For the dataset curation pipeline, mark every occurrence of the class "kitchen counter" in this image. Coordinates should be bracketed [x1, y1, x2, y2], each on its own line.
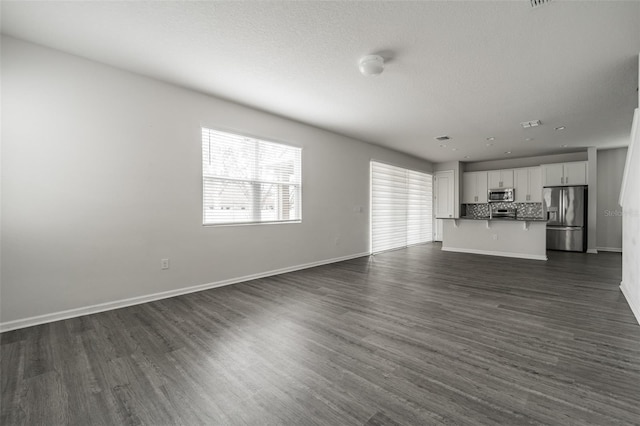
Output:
[456, 216, 547, 222]
[438, 216, 547, 261]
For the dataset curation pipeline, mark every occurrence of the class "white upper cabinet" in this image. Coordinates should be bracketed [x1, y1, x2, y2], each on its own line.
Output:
[462, 172, 475, 204]
[528, 167, 543, 202]
[563, 162, 588, 185]
[514, 168, 528, 202]
[514, 167, 542, 203]
[462, 171, 488, 204]
[542, 163, 564, 186]
[487, 169, 514, 189]
[541, 161, 587, 186]
[477, 171, 488, 203]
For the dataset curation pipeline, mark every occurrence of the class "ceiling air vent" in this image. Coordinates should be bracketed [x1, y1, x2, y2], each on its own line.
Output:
[435, 135, 450, 141]
[530, 0, 552, 8]
[521, 120, 541, 129]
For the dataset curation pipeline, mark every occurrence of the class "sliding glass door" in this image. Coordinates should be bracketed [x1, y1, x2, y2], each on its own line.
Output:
[371, 161, 433, 253]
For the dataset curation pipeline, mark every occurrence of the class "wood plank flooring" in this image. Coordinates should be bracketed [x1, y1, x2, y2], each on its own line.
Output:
[2, 244, 639, 425]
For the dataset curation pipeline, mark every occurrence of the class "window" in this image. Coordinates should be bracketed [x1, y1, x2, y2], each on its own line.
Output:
[202, 128, 302, 225]
[371, 161, 432, 253]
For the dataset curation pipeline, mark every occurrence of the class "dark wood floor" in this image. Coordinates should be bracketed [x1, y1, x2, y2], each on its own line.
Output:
[2, 244, 639, 425]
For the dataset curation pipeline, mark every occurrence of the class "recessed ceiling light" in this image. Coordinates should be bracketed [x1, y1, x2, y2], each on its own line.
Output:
[486, 137, 495, 141]
[561, 144, 569, 147]
[439, 144, 447, 148]
[525, 138, 534, 141]
[555, 126, 566, 131]
[504, 151, 512, 154]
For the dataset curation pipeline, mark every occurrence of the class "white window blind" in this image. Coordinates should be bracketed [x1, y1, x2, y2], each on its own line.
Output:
[371, 161, 433, 253]
[202, 128, 301, 225]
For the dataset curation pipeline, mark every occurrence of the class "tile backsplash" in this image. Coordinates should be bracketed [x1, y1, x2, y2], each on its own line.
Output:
[463, 202, 543, 219]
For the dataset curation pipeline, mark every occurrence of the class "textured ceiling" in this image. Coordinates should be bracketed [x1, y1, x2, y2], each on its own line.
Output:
[2, 1, 639, 162]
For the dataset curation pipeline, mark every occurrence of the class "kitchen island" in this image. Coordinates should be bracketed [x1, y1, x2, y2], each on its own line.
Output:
[439, 217, 548, 260]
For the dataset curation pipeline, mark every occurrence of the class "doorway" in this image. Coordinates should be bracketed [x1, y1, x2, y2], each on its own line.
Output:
[434, 170, 455, 241]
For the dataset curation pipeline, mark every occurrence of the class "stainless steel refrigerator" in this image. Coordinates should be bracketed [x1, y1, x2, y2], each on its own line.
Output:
[543, 186, 587, 252]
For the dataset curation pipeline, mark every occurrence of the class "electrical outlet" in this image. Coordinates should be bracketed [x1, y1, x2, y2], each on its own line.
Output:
[161, 259, 170, 270]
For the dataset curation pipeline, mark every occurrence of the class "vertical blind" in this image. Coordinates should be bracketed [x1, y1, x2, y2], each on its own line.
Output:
[371, 161, 433, 253]
[202, 128, 302, 225]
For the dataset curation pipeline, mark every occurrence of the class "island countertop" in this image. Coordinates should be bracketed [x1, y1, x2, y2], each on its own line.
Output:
[436, 216, 547, 222]
[439, 217, 547, 261]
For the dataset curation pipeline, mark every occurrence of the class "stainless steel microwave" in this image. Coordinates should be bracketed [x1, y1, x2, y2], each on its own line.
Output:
[488, 188, 514, 203]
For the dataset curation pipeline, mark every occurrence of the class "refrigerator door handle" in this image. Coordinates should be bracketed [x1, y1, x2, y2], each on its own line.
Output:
[561, 188, 568, 225]
[547, 226, 583, 231]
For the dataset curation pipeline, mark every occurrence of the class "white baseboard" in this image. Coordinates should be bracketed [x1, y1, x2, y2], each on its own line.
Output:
[441, 246, 547, 261]
[0, 252, 370, 333]
[587, 248, 599, 254]
[596, 247, 622, 253]
[620, 281, 640, 326]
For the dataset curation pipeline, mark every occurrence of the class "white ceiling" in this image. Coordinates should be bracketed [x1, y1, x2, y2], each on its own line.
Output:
[2, 1, 639, 163]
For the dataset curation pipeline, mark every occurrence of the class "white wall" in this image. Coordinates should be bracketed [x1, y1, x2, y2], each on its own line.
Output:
[0, 37, 433, 328]
[597, 147, 627, 251]
[587, 147, 598, 253]
[463, 152, 588, 172]
[620, 108, 640, 325]
[618, 54, 639, 325]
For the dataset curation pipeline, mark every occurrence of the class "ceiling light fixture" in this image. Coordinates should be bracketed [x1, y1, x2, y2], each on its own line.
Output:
[504, 151, 512, 154]
[561, 144, 569, 147]
[486, 137, 495, 141]
[555, 126, 566, 131]
[525, 138, 534, 141]
[359, 55, 385, 76]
